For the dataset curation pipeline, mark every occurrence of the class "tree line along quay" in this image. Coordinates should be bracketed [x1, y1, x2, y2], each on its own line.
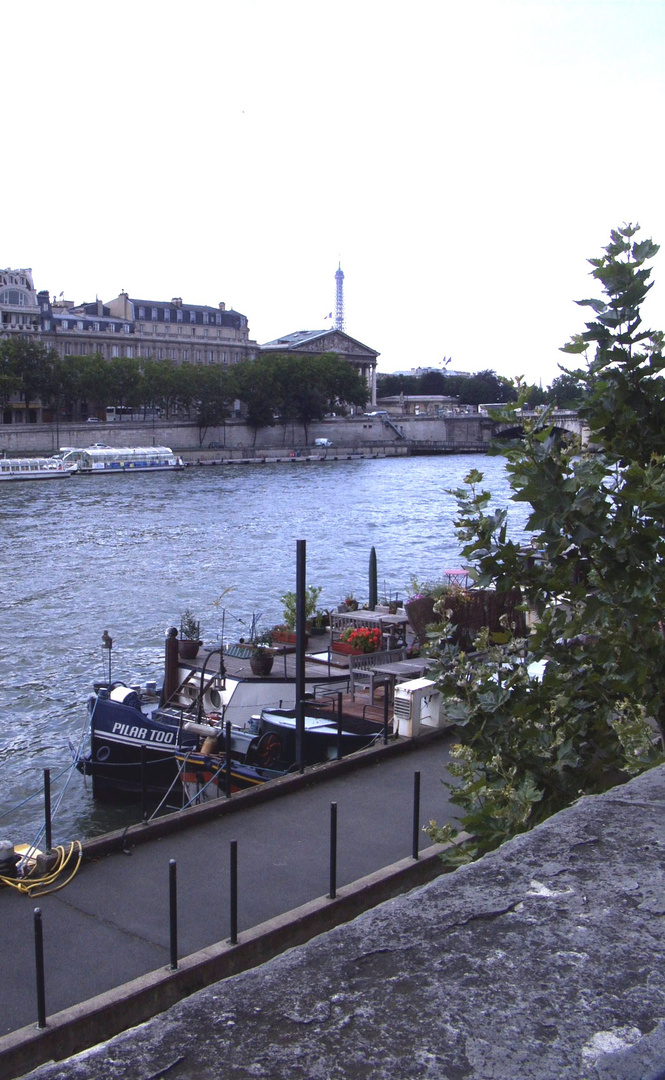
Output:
[0, 337, 588, 436]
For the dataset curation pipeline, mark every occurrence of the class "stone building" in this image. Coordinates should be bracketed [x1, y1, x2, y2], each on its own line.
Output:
[260, 328, 380, 406]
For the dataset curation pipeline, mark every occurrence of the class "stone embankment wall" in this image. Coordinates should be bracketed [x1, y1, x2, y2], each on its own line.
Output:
[0, 414, 493, 458]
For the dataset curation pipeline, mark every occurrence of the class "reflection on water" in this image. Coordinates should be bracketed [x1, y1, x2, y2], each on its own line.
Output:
[0, 454, 529, 843]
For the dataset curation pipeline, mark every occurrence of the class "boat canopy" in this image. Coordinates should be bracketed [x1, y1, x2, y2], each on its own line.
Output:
[0, 457, 66, 472]
[61, 446, 182, 470]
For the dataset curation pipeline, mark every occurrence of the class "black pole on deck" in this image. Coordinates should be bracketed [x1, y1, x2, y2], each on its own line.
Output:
[225, 720, 232, 798]
[295, 539, 307, 774]
[43, 769, 52, 852]
[141, 745, 148, 823]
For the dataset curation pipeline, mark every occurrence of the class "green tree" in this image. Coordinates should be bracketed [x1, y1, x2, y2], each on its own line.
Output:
[426, 224, 665, 862]
[0, 338, 59, 416]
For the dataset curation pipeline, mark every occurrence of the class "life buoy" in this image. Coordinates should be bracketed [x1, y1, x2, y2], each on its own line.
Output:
[254, 732, 282, 767]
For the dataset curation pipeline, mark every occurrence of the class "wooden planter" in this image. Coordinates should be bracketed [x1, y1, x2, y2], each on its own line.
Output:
[332, 641, 367, 656]
[272, 630, 309, 647]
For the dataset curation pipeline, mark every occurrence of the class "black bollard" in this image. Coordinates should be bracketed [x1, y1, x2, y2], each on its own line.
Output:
[412, 771, 421, 860]
[229, 840, 238, 945]
[329, 802, 338, 899]
[169, 859, 178, 969]
[34, 908, 46, 1029]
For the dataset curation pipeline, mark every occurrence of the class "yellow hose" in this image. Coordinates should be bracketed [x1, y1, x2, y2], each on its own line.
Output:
[0, 842, 83, 897]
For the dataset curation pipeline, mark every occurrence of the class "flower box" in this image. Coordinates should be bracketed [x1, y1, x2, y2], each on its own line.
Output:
[272, 630, 309, 647]
[332, 641, 365, 656]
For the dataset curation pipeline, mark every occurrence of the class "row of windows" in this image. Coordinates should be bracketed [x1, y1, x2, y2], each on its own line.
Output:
[43, 320, 237, 337]
[137, 306, 224, 326]
[55, 341, 242, 363]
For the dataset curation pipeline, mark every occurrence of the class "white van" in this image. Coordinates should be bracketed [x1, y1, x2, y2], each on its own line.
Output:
[314, 438, 333, 447]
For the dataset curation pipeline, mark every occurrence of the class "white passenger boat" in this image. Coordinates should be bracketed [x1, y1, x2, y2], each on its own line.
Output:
[61, 445, 184, 474]
[0, 456, 75, 482]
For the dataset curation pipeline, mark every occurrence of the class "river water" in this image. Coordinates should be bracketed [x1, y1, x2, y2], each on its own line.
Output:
[0, 454, 530, 846]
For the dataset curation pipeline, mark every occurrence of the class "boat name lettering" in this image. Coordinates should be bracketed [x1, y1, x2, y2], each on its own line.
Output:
[111, 722, 175, 744]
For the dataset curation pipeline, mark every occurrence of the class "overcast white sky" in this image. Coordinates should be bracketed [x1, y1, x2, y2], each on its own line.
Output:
[4, 0, 665, 386]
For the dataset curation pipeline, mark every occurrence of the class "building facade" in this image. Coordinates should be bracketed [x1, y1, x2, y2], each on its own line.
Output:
[1, 268, 380, 420]
[260, 328, 379, 405]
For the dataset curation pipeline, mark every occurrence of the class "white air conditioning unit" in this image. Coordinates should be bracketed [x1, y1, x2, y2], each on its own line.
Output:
[393, 678, 442, 737]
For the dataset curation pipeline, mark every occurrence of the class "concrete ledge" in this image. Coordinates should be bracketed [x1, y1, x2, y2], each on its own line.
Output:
[0, 841, 455, 1079]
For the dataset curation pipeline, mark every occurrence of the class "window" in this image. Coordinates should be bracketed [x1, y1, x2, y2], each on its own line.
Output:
[189, 311, 196, 322]
[151, 308, 157, 320]
[108, 323, 115, 332]
[111, 345, 119, 358]
[176, 309, 182, 322]
[221, 351, 227, 364]
[43, 319, 51, 330]
[77, 321, 84, 331]
[157, 348, 163, 360]
[138, 306, 145, 319]
[182, 349, 188, 361]
[93, 321, 100, 331]
[196, 350, 202, 362]
[234, 352, 239, 362]
[126, 345, 134, 358]
[203, 329, 208, 338]
[123, 324, 130, 333]
[203, 312, 209, 324]
[61, 320, 68, 329]
[164, 309, 170, 321]
[216, 314, 221, 325]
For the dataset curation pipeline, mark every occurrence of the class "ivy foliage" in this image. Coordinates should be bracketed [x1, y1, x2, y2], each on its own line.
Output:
[426, 224, 665, 863]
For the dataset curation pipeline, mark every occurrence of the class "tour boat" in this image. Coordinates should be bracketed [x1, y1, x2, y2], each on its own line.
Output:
[0, 456, 76, 482]
[61, 445, 184, 474]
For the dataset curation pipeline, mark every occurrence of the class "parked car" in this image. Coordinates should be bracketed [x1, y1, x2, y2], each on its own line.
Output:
[208, 441, 224, 449]
[314, 438, 333, 447]
[86, 416, 101, 423]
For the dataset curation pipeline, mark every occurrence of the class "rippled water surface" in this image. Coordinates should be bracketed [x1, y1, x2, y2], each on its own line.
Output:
[0, 455, 529, 844]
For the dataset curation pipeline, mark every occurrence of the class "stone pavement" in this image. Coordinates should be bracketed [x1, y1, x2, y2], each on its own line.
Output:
[16, 764, 665, 1080]
[0, 733, 455, 1043]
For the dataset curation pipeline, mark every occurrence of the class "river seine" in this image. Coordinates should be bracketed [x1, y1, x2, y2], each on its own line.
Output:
[1, 453, 530, 846]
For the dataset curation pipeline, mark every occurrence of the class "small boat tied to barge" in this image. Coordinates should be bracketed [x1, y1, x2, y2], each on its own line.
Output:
[73, 628, 389, 807]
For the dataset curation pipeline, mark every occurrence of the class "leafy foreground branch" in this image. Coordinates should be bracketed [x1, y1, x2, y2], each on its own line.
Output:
[426, 224, 665, 864]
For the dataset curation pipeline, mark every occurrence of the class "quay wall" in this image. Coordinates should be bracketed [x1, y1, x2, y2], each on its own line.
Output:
[0, 414, 494, 458]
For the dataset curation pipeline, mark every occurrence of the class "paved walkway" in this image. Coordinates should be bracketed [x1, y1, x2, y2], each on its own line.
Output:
[0, 734, 454, 1037]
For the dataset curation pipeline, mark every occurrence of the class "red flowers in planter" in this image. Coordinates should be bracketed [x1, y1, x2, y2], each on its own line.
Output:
[341, 626, 383, 653]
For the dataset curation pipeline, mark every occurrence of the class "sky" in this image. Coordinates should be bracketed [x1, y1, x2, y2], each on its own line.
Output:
[4, 0, 665, 387]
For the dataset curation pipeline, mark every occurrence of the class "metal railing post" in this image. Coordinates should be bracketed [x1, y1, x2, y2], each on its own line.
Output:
[329, 802, 338, 899]
[412, 770, 421, 860]
[225, 721, 232, 798]
[169, 859, 178, 969]
[230, 840, 238, 944]
[34, 908, 46, 1028]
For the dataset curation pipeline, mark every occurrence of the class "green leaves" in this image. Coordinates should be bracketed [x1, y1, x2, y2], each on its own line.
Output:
[426, 224, 665, 861]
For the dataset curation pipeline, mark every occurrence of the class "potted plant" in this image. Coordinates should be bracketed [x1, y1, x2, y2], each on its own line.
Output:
[274, 585, 321, 644]
[179, 609, 201, 660]
[249, 625, 274, 676]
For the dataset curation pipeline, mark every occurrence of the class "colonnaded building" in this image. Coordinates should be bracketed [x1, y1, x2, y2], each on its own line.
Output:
[0, 267, 379, 423]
